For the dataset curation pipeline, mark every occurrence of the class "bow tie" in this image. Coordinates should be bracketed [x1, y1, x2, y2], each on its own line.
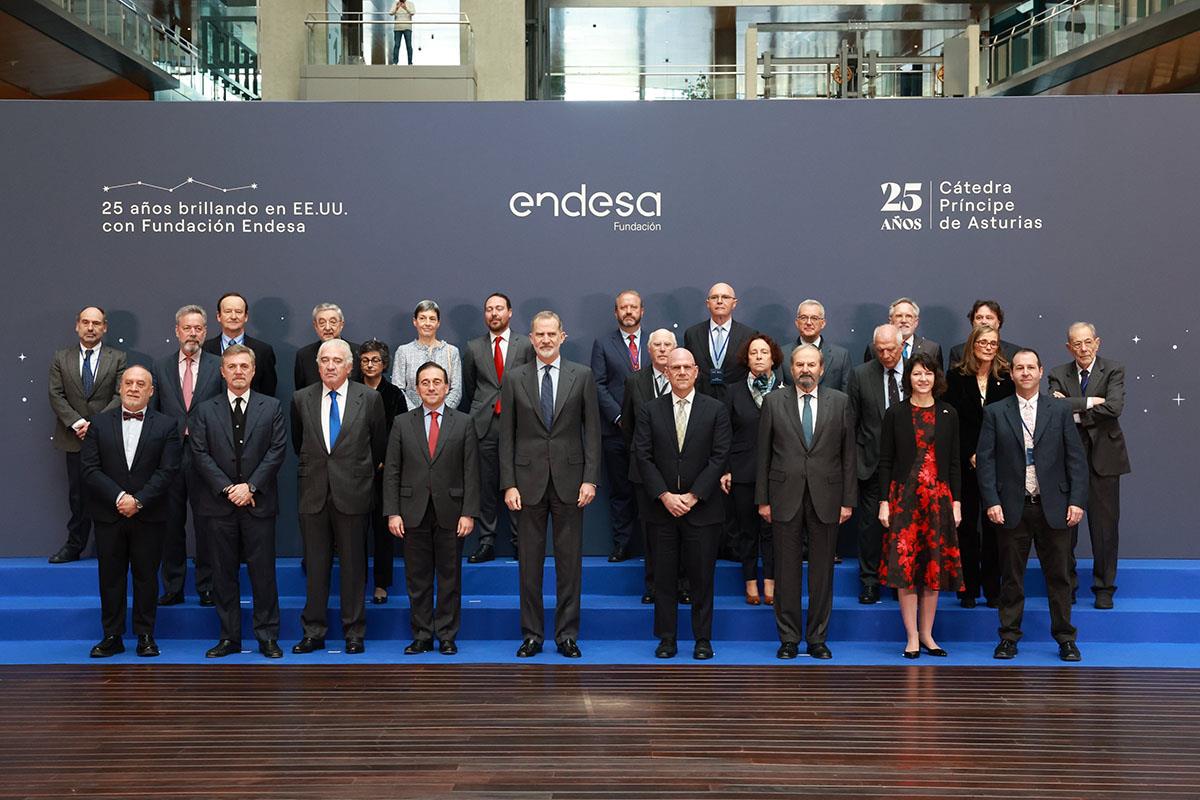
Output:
[122, 411, 144, 421]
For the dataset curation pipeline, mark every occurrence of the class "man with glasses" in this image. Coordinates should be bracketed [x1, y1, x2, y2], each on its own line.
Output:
[862, 297, 943, 370]
[684, 283, 754, 402]
[794, 299, 852, 392]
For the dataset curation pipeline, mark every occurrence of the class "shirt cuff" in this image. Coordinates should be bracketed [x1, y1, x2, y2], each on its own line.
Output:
[71, 419, 87, 431]
[116, 491, 127, 505]
[1085, 397, 1101, 409]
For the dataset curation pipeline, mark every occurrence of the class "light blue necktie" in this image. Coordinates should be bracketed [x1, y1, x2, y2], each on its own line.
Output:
[801, 394, 814, 447]
[540, 365, 554, 428]
[82, 349, 95, 396]
[328, 390, 341, 449]
[903, 341, 911, 360]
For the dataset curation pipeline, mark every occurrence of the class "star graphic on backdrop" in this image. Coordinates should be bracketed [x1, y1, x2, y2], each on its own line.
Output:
[17, 353, 26, 361]
[1173, 394, 1186, 406]
[1132, 336, 1141, 344]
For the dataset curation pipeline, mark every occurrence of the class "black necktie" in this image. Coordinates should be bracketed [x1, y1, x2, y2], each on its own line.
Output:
[887, 368, 901, 409]
[232, 397, 246, 479]
[655, 375, 667, 396]
[1079, 368, 1090, 395]
[540, 365, 555, 428]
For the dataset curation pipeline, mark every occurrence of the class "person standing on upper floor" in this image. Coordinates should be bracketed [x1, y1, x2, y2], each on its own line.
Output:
[863, 297, 942, 370]
[202, 292, 278, 397]
[794, 299, 851, 392]
[390, 0, 416, 65]
[947, 300, 1021, 369]
[294, 302, 361, 391]
[684, 282, 754, 402]
[391, 300, 463, 418]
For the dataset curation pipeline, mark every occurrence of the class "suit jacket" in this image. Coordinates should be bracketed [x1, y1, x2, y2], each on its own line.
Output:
[948, 339, 1021, 370]
[460, 331, 535, 438]
[1047, 356, 1131, 476]
[633, 392, 731, 526]
[943, 368, 1015, 465]
[290, 381, 387, 515]
[619, 367, 670, 484]
[150, 350, 224, 437]
[202, 334, 278, 397]
[724, 373, 788, 484]
[755, 387, 857, 525]
[498, 359, 602, 505]
[845, 359, 893, 481]
[80, 407, 181, 524]
[48, 344, 126, 452]
[877, 400, 961, 500]
[381, 406, 481, 528]
[683, 318, 754, 399]
[294, 339, 361, 391]
[796, 336, 851, 392]
[863, 334, 943, 370]
[188, 392, 288, 518]
[975, 393, 1088, 529]
[591, 328, 645, 436]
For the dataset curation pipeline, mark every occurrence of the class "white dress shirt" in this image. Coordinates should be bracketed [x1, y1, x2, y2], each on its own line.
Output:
[536, 356, 562, 401]
[708, 319, 731, 368]
[796, 388, 819, 435]
[79, 342, 102, 378]
[221, 333, 245, 351]
[652, 368, 669, 397]
[491, 330, 510, 364]
[882, 364, 905, 410]
[672, 388, 696, 445]
[321, 380, 349, 453]
[621, 328, 642, 368]
[120, 406, 144, 470]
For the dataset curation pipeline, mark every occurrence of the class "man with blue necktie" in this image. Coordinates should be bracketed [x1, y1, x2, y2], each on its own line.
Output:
[862, 297, 943, 370]
[201, 292, 278, 397]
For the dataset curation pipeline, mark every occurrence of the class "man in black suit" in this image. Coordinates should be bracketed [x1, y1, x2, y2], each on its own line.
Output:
[683, 282, 754, 401]
[460, 292, 535, 563]
[947, 300, 1021, 368]
[293, 302, 361, 391]
[977, 349, 1088, 662]
[80, 366, 181, 658]
[845, 324, 904, 605]
[1048, 323, 1131, 609]
[201, 292, 278, 397]
[794, 299, 852, 392]
[634, 348, 731, 660]
[383, 361, 481, 656]
[862, 297, 942, 369]
[291, 339, 387, 655]
[152, 305, 224, 607]
[189, 345, 288, 659]
[47, 306, 126, 563]
[591, 289, 646, 563]
[757, 344, 856, 660]
[500, 311, 601, 659]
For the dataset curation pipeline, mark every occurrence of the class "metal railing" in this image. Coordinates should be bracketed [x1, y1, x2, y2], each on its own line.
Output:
[303, 12, 474, 68]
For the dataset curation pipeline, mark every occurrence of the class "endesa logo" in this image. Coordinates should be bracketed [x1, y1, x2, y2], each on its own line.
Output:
[509, 184, 662, 219]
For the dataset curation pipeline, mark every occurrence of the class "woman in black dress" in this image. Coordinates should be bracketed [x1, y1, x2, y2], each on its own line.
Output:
[360, 339, 408, 604]
[878, 352, 962, 658]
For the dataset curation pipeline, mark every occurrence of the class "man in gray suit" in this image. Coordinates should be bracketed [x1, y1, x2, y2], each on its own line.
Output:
[384, 361, 481, 656]
[460, 292, 535, 563]
[47, 306, 126, 563]
[500, 311, 601, 659]
[794, 299, 851, 392]
[290, 339, 387, 655]
[757, 344, 856, 660]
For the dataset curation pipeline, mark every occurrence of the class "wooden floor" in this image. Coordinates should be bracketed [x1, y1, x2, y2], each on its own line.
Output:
[2, 664, 1198, 799]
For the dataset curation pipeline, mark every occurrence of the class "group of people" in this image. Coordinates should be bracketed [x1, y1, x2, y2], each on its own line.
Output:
[46, 286, 1130, 663]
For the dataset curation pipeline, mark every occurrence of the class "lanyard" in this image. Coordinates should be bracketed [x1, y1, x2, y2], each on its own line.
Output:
[710, 326, 728, 366]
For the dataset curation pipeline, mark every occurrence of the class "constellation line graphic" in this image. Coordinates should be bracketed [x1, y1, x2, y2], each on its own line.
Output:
[102, 177, 258, 193]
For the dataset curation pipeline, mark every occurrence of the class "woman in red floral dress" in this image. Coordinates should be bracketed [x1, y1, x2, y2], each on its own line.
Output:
[878, 352, 963, 658]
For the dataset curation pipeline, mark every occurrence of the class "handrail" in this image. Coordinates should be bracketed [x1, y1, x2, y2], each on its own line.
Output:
[990, 0, 1094, 48]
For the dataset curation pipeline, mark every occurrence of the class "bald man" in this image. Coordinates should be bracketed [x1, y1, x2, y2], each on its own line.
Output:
[683, 283, 755, 402]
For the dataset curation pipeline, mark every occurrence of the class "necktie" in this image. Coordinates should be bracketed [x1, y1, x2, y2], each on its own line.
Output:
[232, 397, 245, 478]
[182, 356, 195, 410]
[1079, 368, 1090, 395]
[675, 397, 688, 449]
[801, 394, 814, 447]
[428, 410, 440, 458]
[540, 365, 554, 428]
[712, 326, 727, 368]
[493, 337, 505, 415]
[903, 341, 911, 360]
[887, 368, 901, 409]
[328, 390, 341, 450]
[1021, 400, 1038, 496]
[122, 410, 144, 421]
[628, 335, 640, 371]
[655, 375, 666, 397]
[82, 349, 95, 396]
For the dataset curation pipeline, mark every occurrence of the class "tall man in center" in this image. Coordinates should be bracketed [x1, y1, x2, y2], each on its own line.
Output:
[500, 311, 601, 658]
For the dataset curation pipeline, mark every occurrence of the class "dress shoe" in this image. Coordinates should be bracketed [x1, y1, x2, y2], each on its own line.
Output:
[763, 593, 774, 606]
[902, 649, 920, 659]
[993, 640, 1018, 659]
[157, 591, 183, 606]
[198, 590, 215, 607]
[439, 640, 458, 655]
[516, 639, 542, 658]
[858, 585, 880, 605]
[776, 642, 798, 660]
[206, 639, 241, 658]
[608, 545, 630, 563]
[655, 638, 677, 658]
[292, 637, 326, 654]
[404, 639, 434, 655]
[468, 543, 495, 563]
[920, 644, 948, 657]
[677, 590, 692, 605]
[48, 546, 81, 564]
[258, 640, 283, 659]
[641, 591, 654, 605]
[1058, 641, 1082, 662]
[806, 643, 832, 660]
[345, 638, 365, 654]
[959, 595, 977, 608]
[89, 635, 124, 658]
[556, 639, 582, 658]
[372, 589, 388, 605]
[745, 593, 761, 606]
[693, 639, 714, 660]
[1094, 594, 1114, 610]
[136, 634, 160, 657]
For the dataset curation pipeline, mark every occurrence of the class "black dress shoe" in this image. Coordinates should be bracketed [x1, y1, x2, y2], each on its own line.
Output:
[920, 644, 948, 657]
[89, 635, 124, 658]
[292, 637, 326, 654]
[404, 639, 434, 655]
[49, 546, 81, 564]
[806, 643, 832, 660]
[206, 639, 241, 658]
[468, 543, 495, 563]
[157, 591, 183, 606]
[677, 590, 692, 605]
[1094, 594, 1114, 610]
[902, 649, 920, 659]
[641, 591, 654, 605]
[1058, 641, 1082, 662]
[858, 585, 880, 605]
[556, 639, 582, 658]
[136, 634, 160, 657]
[439, 640, 458, 655]
[259, 640, 283, 659]
[993, 640, 1018, 659]
[198, 590, 215, 607]
[693, 639, 714, 660]
[345, 638, 365, 654]
[655, 639, 677, 658]
[608, 546, 630, 563]
[959, 595, 977, 608]
[776, 642, 798, 660]
[516, 639, 542, 658]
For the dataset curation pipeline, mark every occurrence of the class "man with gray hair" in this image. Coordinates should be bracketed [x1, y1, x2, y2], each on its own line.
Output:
[294, 302, 361, 390]
[794, 299, 852, 392]
[862, 297, 943, 369]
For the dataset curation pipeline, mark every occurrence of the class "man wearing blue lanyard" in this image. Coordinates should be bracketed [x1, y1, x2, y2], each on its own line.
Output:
[683, 283, 754, 403]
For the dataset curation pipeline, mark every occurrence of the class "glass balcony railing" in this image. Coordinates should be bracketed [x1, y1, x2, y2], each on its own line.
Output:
[303, 12, 474, 69]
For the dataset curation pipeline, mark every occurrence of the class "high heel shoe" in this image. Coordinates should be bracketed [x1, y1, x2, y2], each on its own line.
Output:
[902, 649, 920, 659]
[920, 643, 948, 657]
[371, 589, 388, 605]
[745, 593, 761, 606]
[763, 581, 775, 606]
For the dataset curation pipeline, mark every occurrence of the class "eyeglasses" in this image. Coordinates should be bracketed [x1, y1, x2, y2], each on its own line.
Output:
[361, 357, 384, 365]
[707, 294, 735, 302]
[796, 315, 824, 323]
[975, 341, 1000, 350]
[1068, 339, 1097, 350]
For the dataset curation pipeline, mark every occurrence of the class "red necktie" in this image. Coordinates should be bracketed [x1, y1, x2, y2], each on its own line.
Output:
[628, 335, 639, 371]
[493, 336, 505, 415]
[428, 410, 440, 458]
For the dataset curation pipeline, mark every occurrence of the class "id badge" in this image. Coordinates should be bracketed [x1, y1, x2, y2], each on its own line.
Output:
[709, 368, 725, 385]
[1025, 447, 1035, 466]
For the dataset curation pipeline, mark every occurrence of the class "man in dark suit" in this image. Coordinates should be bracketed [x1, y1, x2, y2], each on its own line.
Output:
[80, 366, 180, 658]
[460, 292, 535, 563]
[947, 300, 1021, 368]
[383, 361, 481, 656]
[794, 299, 851, 392]
[634, 348, 731, 660]
[756, 344, 856, 660]
[500, 311, 601, 659]
[47, 306, 126, 563]
[845, 324, 904, 605]
[189, 345, 287, 659]
[294, 302, 361, 390]
[862, 297, 942, 369]
[683, 282, 754, 401]
[977, 349, 1088, 662]
[591, 289, 646, 563]
[201, 292, 278, 397]
[151, 305, 224, 607]
[1048, 323, 1131, 610]
[291, 339, 387, 655]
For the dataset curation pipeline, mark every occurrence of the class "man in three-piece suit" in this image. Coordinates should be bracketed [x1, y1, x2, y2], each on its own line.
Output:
[757, 344, 857, 660]
[500, 311, 601, 659]
[80, 366, 181, 658]
[189, 345, 287, 659]
[460, 292, 535, 563]
[862, 297, 942, 369]
[151, 305, 224, 607]
[47, 306, 126, 563]
[683, 282, 754, 402]
[591, 289, 646, 563]
[291, 339, 387, 655]
[794, 299, 852, 392]
[383, 361, 480, 656]
[201, 292, 278, 397]
[947, 300, 1021, 368]
[977, 349, 1088, 663]
[845, 324, 905, 605]
[634, 348, 731, 660]
[294, 302, 361, 391]
[1048, 323, 1131, 610]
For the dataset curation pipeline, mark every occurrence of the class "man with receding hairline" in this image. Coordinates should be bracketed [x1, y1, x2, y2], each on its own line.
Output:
[684, 282, 754, 402]
[202, 292, 278, 397]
